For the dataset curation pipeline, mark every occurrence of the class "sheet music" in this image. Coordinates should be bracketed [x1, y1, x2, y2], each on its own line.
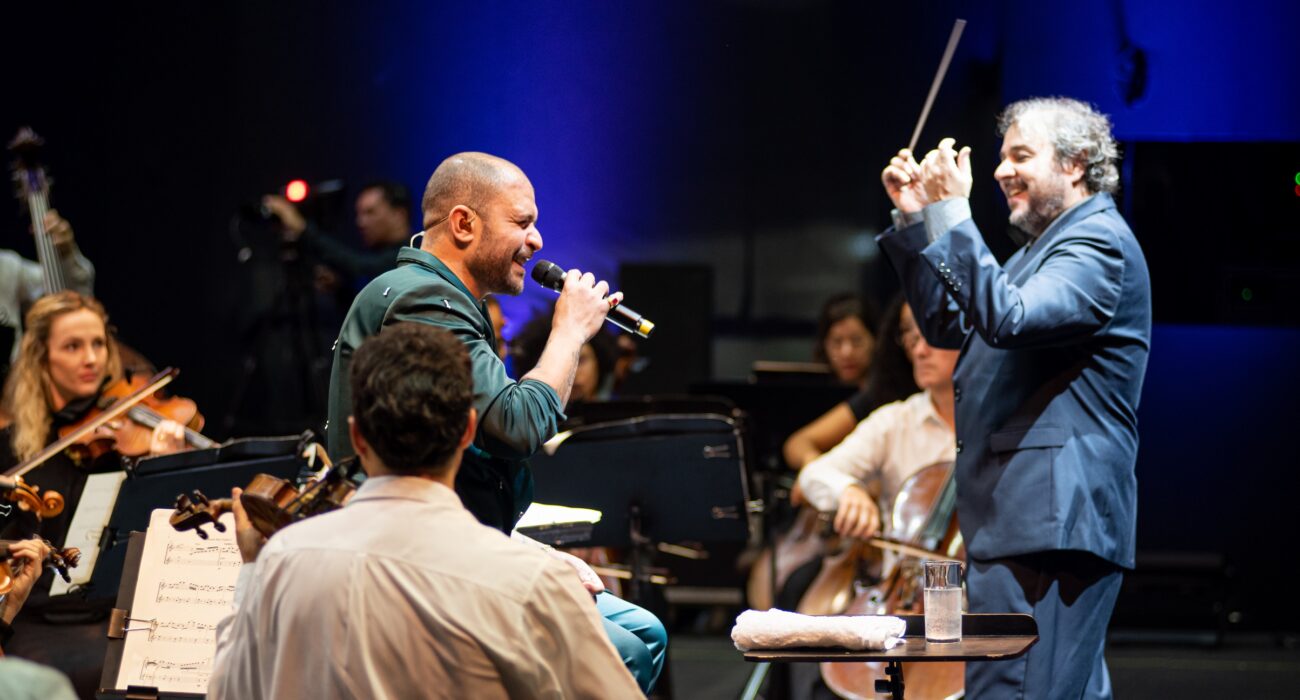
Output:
[50, 470, 127, 596]
[115, 508, 241, 694]
[515, 501, 602, 529]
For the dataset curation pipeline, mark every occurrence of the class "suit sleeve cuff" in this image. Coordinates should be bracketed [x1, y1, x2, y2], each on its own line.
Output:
[922, 198, 972, 243]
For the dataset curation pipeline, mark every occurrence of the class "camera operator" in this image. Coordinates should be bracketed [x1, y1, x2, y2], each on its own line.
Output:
[262, 180, 413, 301]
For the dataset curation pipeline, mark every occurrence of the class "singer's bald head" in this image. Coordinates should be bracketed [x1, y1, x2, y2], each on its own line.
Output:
[421, 152, 528, 230]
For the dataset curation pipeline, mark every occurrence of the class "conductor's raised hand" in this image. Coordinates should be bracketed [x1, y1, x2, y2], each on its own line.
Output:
[881, 148, 930, 214]
[230, 487, 268, 564]
[550, 269, 622, 344]
[919, 138, 972, 202]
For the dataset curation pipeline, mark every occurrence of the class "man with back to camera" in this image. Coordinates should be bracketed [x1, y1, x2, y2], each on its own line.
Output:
[210, 323, 642, 699]
[877, 97, 1151, 698]
[325, 152, 666, 694]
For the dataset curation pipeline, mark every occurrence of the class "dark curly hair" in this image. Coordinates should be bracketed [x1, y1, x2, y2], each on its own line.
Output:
[349, 323, 473, 475]
[997, 97, 1120, 195]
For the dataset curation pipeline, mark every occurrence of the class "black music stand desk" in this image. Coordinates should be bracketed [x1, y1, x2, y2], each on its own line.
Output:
[742, 613, 1038, 700]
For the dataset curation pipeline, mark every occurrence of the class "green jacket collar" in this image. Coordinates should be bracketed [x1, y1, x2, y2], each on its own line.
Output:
[396, 247, 494, 343]
[396, 247, 479, 302]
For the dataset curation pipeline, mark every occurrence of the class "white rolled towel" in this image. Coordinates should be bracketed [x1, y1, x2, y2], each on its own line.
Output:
[731, 608, 907, 651]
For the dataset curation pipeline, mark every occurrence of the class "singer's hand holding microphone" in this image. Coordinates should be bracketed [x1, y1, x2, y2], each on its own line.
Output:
[532, 260, 654, 339]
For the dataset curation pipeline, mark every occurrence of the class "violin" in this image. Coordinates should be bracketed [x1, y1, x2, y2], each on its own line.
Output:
[58, 371, 217, 468]
[0, 537, 81, 595]
[4, 369, 210, 487]
[170, 455, 358, 540]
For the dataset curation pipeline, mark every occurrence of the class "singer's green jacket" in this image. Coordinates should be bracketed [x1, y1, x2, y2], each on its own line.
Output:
[325, 246, 562, 533]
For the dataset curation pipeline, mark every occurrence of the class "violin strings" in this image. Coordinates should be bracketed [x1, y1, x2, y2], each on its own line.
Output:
[126, 404, 210, 448]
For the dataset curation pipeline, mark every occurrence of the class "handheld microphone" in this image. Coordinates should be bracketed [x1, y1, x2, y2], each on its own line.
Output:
[531, 260, 655, 338]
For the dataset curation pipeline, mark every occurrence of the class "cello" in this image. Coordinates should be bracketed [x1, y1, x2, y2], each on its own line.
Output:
[814, 460, 965, 700]
[8, 127, 154, 375]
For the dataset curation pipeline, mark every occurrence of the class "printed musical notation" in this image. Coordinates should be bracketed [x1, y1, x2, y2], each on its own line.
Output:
[139, 656, 212, 686]
[114, 509, 242, 695]
[162, 540, 242, 568]
[136, 617, 220, 645]
[155, 579, 237, 606]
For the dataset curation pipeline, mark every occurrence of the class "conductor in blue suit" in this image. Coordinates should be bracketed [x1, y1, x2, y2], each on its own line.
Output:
[877, 97, 1151, 699]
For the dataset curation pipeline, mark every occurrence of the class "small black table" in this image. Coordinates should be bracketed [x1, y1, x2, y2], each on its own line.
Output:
[742, 613, 1038, 699]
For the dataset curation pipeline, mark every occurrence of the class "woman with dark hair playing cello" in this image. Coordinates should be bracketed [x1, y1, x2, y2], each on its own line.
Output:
[792, 302, 963, 699]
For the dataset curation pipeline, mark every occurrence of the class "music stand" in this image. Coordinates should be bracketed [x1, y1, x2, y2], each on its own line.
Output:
[530, 412, 753, 602]
[91, 443, 307, 600]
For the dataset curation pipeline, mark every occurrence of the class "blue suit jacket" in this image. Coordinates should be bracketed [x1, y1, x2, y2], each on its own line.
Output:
[878, 193, 1150, 568]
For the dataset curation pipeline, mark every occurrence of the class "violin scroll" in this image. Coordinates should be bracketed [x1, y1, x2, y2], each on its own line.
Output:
[169, 461, 359, 541]
[170, 490, 232, 540]
[1, 476, 65, 520]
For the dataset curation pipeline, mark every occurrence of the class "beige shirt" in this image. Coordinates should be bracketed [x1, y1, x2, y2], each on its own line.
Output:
[798, 391, 956, 516]
[210, 476, 641, 700]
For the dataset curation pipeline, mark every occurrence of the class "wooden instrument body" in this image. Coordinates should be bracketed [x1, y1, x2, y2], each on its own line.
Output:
[747, 505, 835, 611]
[170, 464, 357, 540]
[817, 462, 966, 700]
[57, 373, 211, 467]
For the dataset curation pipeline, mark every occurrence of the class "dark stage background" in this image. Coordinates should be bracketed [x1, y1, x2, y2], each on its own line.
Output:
[5, 0, 1298, 633]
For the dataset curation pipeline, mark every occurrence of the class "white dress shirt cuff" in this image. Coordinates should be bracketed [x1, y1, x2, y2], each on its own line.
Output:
[890, 208, 925, 230]
[921, 198, 972, 243]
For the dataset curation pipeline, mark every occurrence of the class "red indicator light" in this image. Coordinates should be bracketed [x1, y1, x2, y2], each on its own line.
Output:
[285, 179, 309, 202]
[1294, 184, 1300, 197]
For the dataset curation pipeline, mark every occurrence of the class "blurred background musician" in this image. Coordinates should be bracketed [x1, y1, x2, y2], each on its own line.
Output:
[1, 212, 93, 380]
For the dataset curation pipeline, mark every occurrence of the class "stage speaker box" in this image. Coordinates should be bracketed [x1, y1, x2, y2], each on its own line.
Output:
[618, 264, 713, 395]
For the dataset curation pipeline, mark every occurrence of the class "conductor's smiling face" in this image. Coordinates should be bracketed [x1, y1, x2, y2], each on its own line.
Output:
[994, 115, 1079, 236]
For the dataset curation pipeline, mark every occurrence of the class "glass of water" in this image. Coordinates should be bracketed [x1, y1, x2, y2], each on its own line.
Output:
[923, 560, 963, 642]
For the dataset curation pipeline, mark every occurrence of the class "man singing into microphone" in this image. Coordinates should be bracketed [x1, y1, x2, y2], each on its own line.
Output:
[326, 152, 666, 694]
